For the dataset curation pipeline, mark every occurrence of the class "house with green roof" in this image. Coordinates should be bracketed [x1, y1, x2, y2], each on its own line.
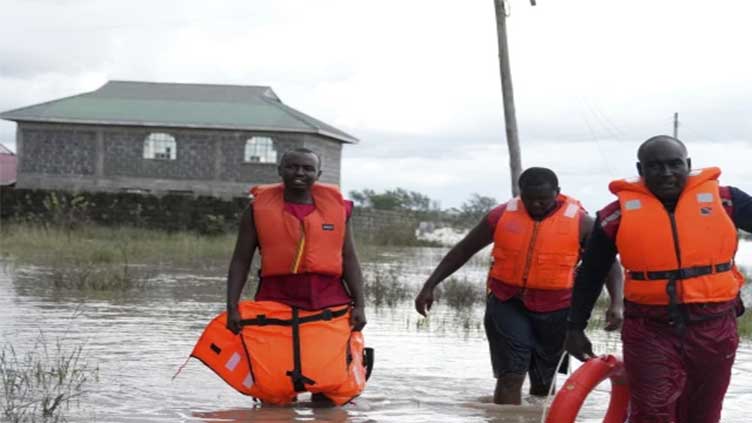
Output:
[0, 80, 357, 197]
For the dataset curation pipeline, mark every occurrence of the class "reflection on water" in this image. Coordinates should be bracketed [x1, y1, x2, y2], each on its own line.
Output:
[1, 244, 752, 422]
[191, 403, 359, 423]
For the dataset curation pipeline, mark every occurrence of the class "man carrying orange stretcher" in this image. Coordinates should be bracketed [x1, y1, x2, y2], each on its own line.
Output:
[191, 148, 372, 405]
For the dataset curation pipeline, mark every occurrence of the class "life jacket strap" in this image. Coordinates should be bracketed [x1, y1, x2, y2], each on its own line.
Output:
[285, 369, 315, 392]
[238, 306, 348, 327]
[665, 277, 687, 334]
[288, 307, 314, 392]
[364, 347, 375, 381]
[628, 262, 732, 281]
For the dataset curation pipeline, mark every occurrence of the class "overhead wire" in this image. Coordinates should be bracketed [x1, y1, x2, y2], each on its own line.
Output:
[576, 96, 617, 179]
[561, 21, 627, 179]
[680, 121, 724, 145]
[588, 98, 628, 141]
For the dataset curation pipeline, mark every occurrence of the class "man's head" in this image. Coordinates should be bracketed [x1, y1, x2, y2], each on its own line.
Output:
[636, 135, 691, 204]
[278, 148, 322, 192]
[518, 167, 560, 219]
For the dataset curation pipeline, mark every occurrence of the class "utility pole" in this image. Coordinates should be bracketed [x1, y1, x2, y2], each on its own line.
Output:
[673, 112, 679, 138]
[494, 0, 533, 196]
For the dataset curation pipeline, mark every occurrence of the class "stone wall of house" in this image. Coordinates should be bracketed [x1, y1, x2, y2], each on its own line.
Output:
[14, 122, 345, 198]
[303, 134, 342, 183]
[20, 127, 98, 175]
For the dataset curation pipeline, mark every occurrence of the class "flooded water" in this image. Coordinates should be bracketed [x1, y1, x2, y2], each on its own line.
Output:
[2, 244, 752, 422]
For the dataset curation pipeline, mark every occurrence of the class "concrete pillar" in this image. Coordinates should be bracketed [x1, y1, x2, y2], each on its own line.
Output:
[214, 134, 222, 181]
[95, 129, 104, 179]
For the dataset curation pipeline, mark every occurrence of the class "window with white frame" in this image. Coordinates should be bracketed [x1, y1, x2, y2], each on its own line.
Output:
[143, 133, 177, 160]
[244, 136, 277, 163]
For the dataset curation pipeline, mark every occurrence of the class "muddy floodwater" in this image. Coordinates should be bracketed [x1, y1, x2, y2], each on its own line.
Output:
[2, 243, 752, 422]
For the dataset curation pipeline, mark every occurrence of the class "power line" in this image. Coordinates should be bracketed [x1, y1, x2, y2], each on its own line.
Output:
[582, 98, 623, 141]
[577, 96, 616, 178]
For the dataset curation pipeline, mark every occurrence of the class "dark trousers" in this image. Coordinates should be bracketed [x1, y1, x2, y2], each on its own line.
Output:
[483, 294, 569, 391]
[622, 312, 738, 423]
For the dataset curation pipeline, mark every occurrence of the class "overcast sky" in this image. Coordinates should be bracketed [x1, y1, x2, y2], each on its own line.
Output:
[1, 0, 750, 210]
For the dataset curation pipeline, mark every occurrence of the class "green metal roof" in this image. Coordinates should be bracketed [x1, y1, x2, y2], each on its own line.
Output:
[0, 81, 357, 143]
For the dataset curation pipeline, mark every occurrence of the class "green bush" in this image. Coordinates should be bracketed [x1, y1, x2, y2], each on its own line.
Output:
[364, 265, 410, 308]
[435, 277, 485, 310]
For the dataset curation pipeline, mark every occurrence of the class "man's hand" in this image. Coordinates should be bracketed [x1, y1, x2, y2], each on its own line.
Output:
[564, 329, 596, 362]
[414, 285, 435, 317]
[604, 301, 624, 332]
[350, 305, 367, 331]
[226, 307, 242, 334]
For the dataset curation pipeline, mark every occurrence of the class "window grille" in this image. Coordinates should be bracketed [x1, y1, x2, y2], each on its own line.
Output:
[143, 133, 177, 160]
[244, 137, 277, 163]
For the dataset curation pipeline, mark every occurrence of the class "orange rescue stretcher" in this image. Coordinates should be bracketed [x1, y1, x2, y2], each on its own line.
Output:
[191, 300, 374, 405]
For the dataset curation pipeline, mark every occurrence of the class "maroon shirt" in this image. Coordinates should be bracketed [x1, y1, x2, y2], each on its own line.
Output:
[486, 200, 586, 313]
[254, 200, 354, 310]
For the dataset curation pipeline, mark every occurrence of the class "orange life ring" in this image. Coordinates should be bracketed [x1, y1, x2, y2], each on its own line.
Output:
[545, 355, 629, 423]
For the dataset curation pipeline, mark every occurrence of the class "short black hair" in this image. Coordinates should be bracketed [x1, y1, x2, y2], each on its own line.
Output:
[518, 167, 559, 190]
[637, 135, 688, 161]
[279, 147, 322, 169]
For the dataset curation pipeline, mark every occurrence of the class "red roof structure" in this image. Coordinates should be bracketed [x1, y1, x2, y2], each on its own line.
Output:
[0, 144, 17, 186]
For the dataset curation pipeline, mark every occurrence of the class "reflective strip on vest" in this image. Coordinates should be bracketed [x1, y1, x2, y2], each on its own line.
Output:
[242, 373, 254, 388]
[624, 199, 641, 210]
[697, 192, 713, 203]
[225, 352, 241, 372]
[564, 203, 579, 218]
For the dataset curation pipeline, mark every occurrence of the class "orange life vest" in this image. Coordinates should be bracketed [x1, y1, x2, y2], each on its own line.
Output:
[190, 300, 373, 405]
[489, 194, 582, 290]
[251, 183, 346, 277]
[611, 167, 742, 305]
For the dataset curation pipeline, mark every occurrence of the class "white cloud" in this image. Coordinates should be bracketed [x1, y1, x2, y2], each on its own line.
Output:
[343, 139, 752, 210]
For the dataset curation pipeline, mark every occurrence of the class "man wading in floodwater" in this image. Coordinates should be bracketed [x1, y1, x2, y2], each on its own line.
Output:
[415, 167, 623, 404]
[566, 136, 752, 422]
[225, 148, 368, 404]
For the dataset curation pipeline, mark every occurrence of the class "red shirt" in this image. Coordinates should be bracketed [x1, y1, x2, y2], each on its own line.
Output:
[254, 200, 354, 310]
[486, 200, 585, 312]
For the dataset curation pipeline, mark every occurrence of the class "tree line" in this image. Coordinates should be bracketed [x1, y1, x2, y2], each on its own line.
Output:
[349, 188, 498, 227]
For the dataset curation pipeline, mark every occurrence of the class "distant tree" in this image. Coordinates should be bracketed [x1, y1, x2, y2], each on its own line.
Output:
[458, 193, 498, 226]
[368, 190, 403, 210]
[348, 188, 437, 212]
[349, 189, 370, 208]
